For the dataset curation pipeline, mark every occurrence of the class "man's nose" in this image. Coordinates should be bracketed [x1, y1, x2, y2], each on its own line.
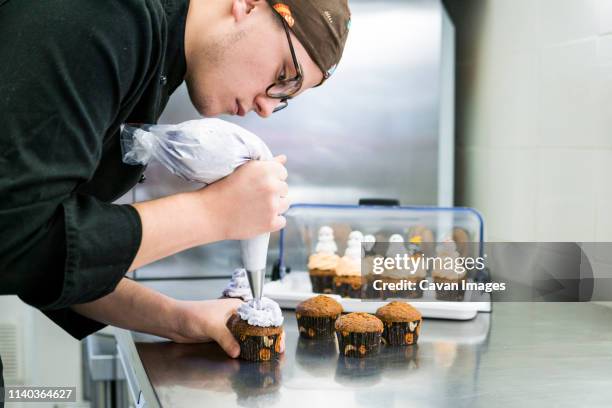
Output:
[253, 95, 281, 118]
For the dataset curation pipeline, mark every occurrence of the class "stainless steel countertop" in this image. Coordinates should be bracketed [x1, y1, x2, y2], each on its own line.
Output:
[121, 281, 612, 408]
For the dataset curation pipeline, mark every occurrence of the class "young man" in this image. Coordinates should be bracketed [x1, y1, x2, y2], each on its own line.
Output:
[0, 0, 350, 376]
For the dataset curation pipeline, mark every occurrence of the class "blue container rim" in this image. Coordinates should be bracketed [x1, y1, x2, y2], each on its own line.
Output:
[278, 203, 485, 270]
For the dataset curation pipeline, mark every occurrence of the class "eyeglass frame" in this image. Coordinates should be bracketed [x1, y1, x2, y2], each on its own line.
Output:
[266, 13, 304, 113]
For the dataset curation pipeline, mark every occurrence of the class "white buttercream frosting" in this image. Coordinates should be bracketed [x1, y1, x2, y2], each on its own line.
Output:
[237, 297, 284, 327]
[222, 268, 253, 300]
[348, 230, 364, 242]
[363, 234, 376, 252]
[345, 231, 363, 259]
[386, 234, 406, 257]
[314, 225, 338, 254]
[336, 235, 363, 277]
[433, 239, 465, 279]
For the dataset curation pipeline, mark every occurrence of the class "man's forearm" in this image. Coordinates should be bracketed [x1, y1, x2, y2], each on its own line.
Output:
[128, 190, 222, 271]
[71, 278, 182, 340]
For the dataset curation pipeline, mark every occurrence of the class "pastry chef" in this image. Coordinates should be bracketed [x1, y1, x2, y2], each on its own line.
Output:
[0, 0, 351, 387]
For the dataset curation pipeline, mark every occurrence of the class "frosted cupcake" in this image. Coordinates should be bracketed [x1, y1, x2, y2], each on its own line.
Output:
[227, 297, 284, 361]
[432, 239, 467, 301]
[382, 234, 425, 299]
[222, 268, 253, 301]
[333, 231, 364, 298]
[307, 226, 339, 294]
[361, 234, 383, 299]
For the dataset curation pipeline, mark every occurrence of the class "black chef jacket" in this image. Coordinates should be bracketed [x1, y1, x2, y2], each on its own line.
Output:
[0, 0, 189, 340]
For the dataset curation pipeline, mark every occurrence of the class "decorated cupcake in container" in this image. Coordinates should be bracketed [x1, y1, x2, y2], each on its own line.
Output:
[361, 234, 382, 299]
[307, 226, 339, 294]
[296, 295, 343, 338]
[333, 232, 364, 298]
[227, 298, 284, 361]
[376, 301, 422, 346]
[335, 312, 384, 358]
[432, 238, 467, 301]
[222, 268, 253, 301]
[382, 234, 425, 299]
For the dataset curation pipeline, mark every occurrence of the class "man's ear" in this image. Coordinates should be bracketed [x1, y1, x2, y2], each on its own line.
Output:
[231, 0, 261, 23]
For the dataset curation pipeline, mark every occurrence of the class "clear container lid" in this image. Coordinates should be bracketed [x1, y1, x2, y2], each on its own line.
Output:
[279, 203, 484, 273]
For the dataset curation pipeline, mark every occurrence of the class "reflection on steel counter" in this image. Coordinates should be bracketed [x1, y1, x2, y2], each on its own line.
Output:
[132, 309, 493, 407]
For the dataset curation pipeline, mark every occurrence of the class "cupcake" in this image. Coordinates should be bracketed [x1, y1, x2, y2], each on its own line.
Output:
[381, 234, 424, 299]
[296, 295, 343, 338]
[408, 225, 435, 258]
[361, 234, 383, 299]
[335, 312, 383, 358]
[375, 301, 422, 346]
[432, 238, 467, 301]
[333, 231, 364, 298]
[227, 298, 284, 361]
[222, 268, 253, 301]
[307, 226, 339, 294]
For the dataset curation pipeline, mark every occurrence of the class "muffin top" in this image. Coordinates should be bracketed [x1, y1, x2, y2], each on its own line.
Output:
[376, 301, 422, 323]
[227, 313, 283, 336]
[296, 295, 343, 317]
[335, 312, 383, 333]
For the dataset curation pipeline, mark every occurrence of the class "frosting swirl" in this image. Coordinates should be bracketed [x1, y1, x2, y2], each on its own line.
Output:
[222, 268, 253, 300]
[432, 240, 465, 279]
[335, 255, 361, 276]
[237, 297, 284, 327]
[308, 252, 339, 270]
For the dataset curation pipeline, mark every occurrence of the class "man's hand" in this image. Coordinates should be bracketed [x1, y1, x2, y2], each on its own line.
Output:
[198, 154, 290, 240]
[173, 298, 286, 359]
[129, 154, 289, 271]
[172, 298, 243, 357]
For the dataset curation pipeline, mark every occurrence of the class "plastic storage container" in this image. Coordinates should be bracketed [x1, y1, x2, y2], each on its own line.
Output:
[264, 203, 491, 320]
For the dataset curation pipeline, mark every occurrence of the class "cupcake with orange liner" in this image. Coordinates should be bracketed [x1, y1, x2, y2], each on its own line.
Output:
[335, 312, 384, 358]
[376, 301, 422, 346]
[296, 295, 343, 338]
[227, 298, 284, 361]
[307, 226, 340, 294]
[333, 231, 364, 298]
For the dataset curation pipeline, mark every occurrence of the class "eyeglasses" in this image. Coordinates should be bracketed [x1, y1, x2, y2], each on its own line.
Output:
[266, 14, 304, 113]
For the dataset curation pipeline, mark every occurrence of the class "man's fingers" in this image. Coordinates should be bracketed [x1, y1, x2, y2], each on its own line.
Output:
[272, 215, 287, 231]
[277, 181, 289, 198]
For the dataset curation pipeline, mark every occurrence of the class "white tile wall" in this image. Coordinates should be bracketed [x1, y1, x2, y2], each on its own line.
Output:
[537, 0, 599, 45]
[597, 0, 612, 34]
[453, 0, 612, 246]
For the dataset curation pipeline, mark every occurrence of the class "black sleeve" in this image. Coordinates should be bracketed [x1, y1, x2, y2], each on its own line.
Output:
[0, 0, 162, 337]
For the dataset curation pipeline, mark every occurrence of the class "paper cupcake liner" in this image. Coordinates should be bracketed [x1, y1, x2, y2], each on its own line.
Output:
[332, 281, 363, 298]
[236, 333, 282, 362]
[296, 315, 338, 338]
[381, 321, 421, 346]
[309, 274, 334, 294]
[361, 278, 383, 300]
[434, 281, 466, 301]
[380, 278, 424, 300]
[336, 331, 381, 358]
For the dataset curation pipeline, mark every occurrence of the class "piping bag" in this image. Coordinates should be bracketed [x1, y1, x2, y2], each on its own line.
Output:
[120, 118, 273, 307]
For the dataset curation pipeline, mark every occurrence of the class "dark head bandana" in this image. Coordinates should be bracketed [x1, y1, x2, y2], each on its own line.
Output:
[266, 0, 351, 84]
